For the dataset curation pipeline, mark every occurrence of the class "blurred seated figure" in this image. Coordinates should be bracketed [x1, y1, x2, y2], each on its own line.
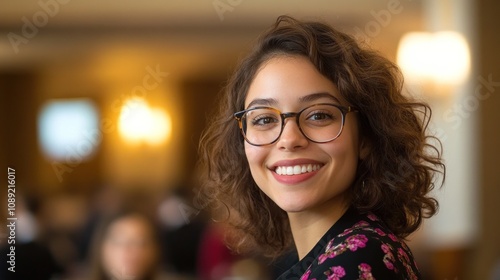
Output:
[196, 223, 236, 280]
[89, 209, 168, 280]
[0, 194, 62, 280]
[158, 190, 271, 279]
[158, 191, 206, 277]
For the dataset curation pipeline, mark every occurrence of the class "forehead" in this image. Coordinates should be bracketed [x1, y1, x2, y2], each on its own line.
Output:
[245, 55, 344, 108]
[106, 216, 150, 236]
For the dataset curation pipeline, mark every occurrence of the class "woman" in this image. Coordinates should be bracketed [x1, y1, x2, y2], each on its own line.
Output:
[198, 16, 444, 279]
[89, 210, 163, 280]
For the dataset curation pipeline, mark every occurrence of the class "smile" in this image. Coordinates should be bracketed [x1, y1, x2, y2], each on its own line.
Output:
[275, 164, 322, 175]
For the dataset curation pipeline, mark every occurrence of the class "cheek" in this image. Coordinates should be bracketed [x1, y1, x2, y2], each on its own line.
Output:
[335, 135, 359, 159]
[333, 143, 359, 174]
[244, 143, 266, 170]
[244, 144, 269, 189]
[328, 125, 361, 174]
[101, 242, 119, 272]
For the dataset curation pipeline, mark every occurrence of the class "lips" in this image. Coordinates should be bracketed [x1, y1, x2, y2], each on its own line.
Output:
[269, 159, 324, 184]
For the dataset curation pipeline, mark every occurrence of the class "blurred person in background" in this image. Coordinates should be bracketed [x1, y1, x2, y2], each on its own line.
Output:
[158, 188, 206, 277]
[77, 186, 126, 264]
[199, 16, 445, 279]
[0, 193, 62, 280]
[88, 209, 176, 280]
[158, 187, 272, 279]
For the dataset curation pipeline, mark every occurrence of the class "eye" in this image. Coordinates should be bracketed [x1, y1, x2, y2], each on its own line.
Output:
[308, 112, 333, 121]
[252, 116, 279, 126]
[303, 108, 340, 127]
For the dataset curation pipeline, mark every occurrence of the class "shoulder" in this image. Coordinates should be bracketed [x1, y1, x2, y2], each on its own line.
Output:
[303, 214, 420, 280]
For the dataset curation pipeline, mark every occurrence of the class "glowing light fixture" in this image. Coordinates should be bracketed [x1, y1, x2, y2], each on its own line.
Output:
[118, 98, 172, 145]
[397, 31, 471, 86]
[38, 99, 99, 161]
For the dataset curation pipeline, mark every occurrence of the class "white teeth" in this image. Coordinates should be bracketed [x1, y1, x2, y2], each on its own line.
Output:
[275, 164, 321, 176]
[293, 166, 301, 175]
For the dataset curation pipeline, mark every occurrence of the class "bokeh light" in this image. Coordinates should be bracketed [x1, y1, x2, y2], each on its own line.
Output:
[38, 98, 99, 161]
[118, 98, 172, 145]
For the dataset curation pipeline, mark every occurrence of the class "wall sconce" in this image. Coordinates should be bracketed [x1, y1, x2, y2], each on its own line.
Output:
[397, 31, 471, 90]
[118, 98, 172, 145]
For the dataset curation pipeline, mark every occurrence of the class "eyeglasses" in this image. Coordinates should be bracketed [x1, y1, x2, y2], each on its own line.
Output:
[234, 103, 356, 146]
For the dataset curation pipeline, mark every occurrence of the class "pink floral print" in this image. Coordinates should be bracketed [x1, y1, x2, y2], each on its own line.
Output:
[345, 234, 368, 251]
[278, 210, 421, 280]
[318, 234, 368, 265]
[358, 263, 375, 280]
[300, 269, 313, 280]
[324, 266, 345, 280]
[381, 243, 397, 272]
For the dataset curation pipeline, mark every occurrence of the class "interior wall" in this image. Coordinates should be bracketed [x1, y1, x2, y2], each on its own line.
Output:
[0, 71, 40, 194]
[473, 0, 500, 279]
[180, 77, 224, 183]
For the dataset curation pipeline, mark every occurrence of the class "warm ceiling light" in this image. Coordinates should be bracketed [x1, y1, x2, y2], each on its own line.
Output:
[146, 108, 172, 145]
[118, 98, 171, 145]
[397, 31, 471, 86]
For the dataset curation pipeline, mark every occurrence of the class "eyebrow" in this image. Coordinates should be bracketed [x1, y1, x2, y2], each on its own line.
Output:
[246, 92, 341, 109]
[246, 98, 279, 109]
[299, 92, 341, 104]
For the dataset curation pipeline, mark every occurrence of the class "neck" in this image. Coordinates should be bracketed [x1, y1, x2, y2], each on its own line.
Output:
[287, 197, 349, 260]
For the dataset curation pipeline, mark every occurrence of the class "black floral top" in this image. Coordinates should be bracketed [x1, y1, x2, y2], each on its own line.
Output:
[276, 207, 420, 280]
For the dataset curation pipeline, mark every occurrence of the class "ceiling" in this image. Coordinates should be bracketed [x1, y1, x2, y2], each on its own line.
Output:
[0, 1, 422, 27]
[0, 1, 424, 75]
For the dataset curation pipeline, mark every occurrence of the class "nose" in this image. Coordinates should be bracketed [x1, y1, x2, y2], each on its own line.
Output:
[277, 118, 309, 151]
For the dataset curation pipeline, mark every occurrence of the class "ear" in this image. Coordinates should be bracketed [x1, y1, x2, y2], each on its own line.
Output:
[358, 135, 371, 160]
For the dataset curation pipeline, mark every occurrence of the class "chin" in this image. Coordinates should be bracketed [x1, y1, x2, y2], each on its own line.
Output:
[274, 197, 314, 213]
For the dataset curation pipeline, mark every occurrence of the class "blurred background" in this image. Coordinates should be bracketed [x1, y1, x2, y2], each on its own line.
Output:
[0, 0, 499, 279]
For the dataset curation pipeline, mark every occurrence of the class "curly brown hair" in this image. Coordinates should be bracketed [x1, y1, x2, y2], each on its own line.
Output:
[197, 15, 444, 258]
